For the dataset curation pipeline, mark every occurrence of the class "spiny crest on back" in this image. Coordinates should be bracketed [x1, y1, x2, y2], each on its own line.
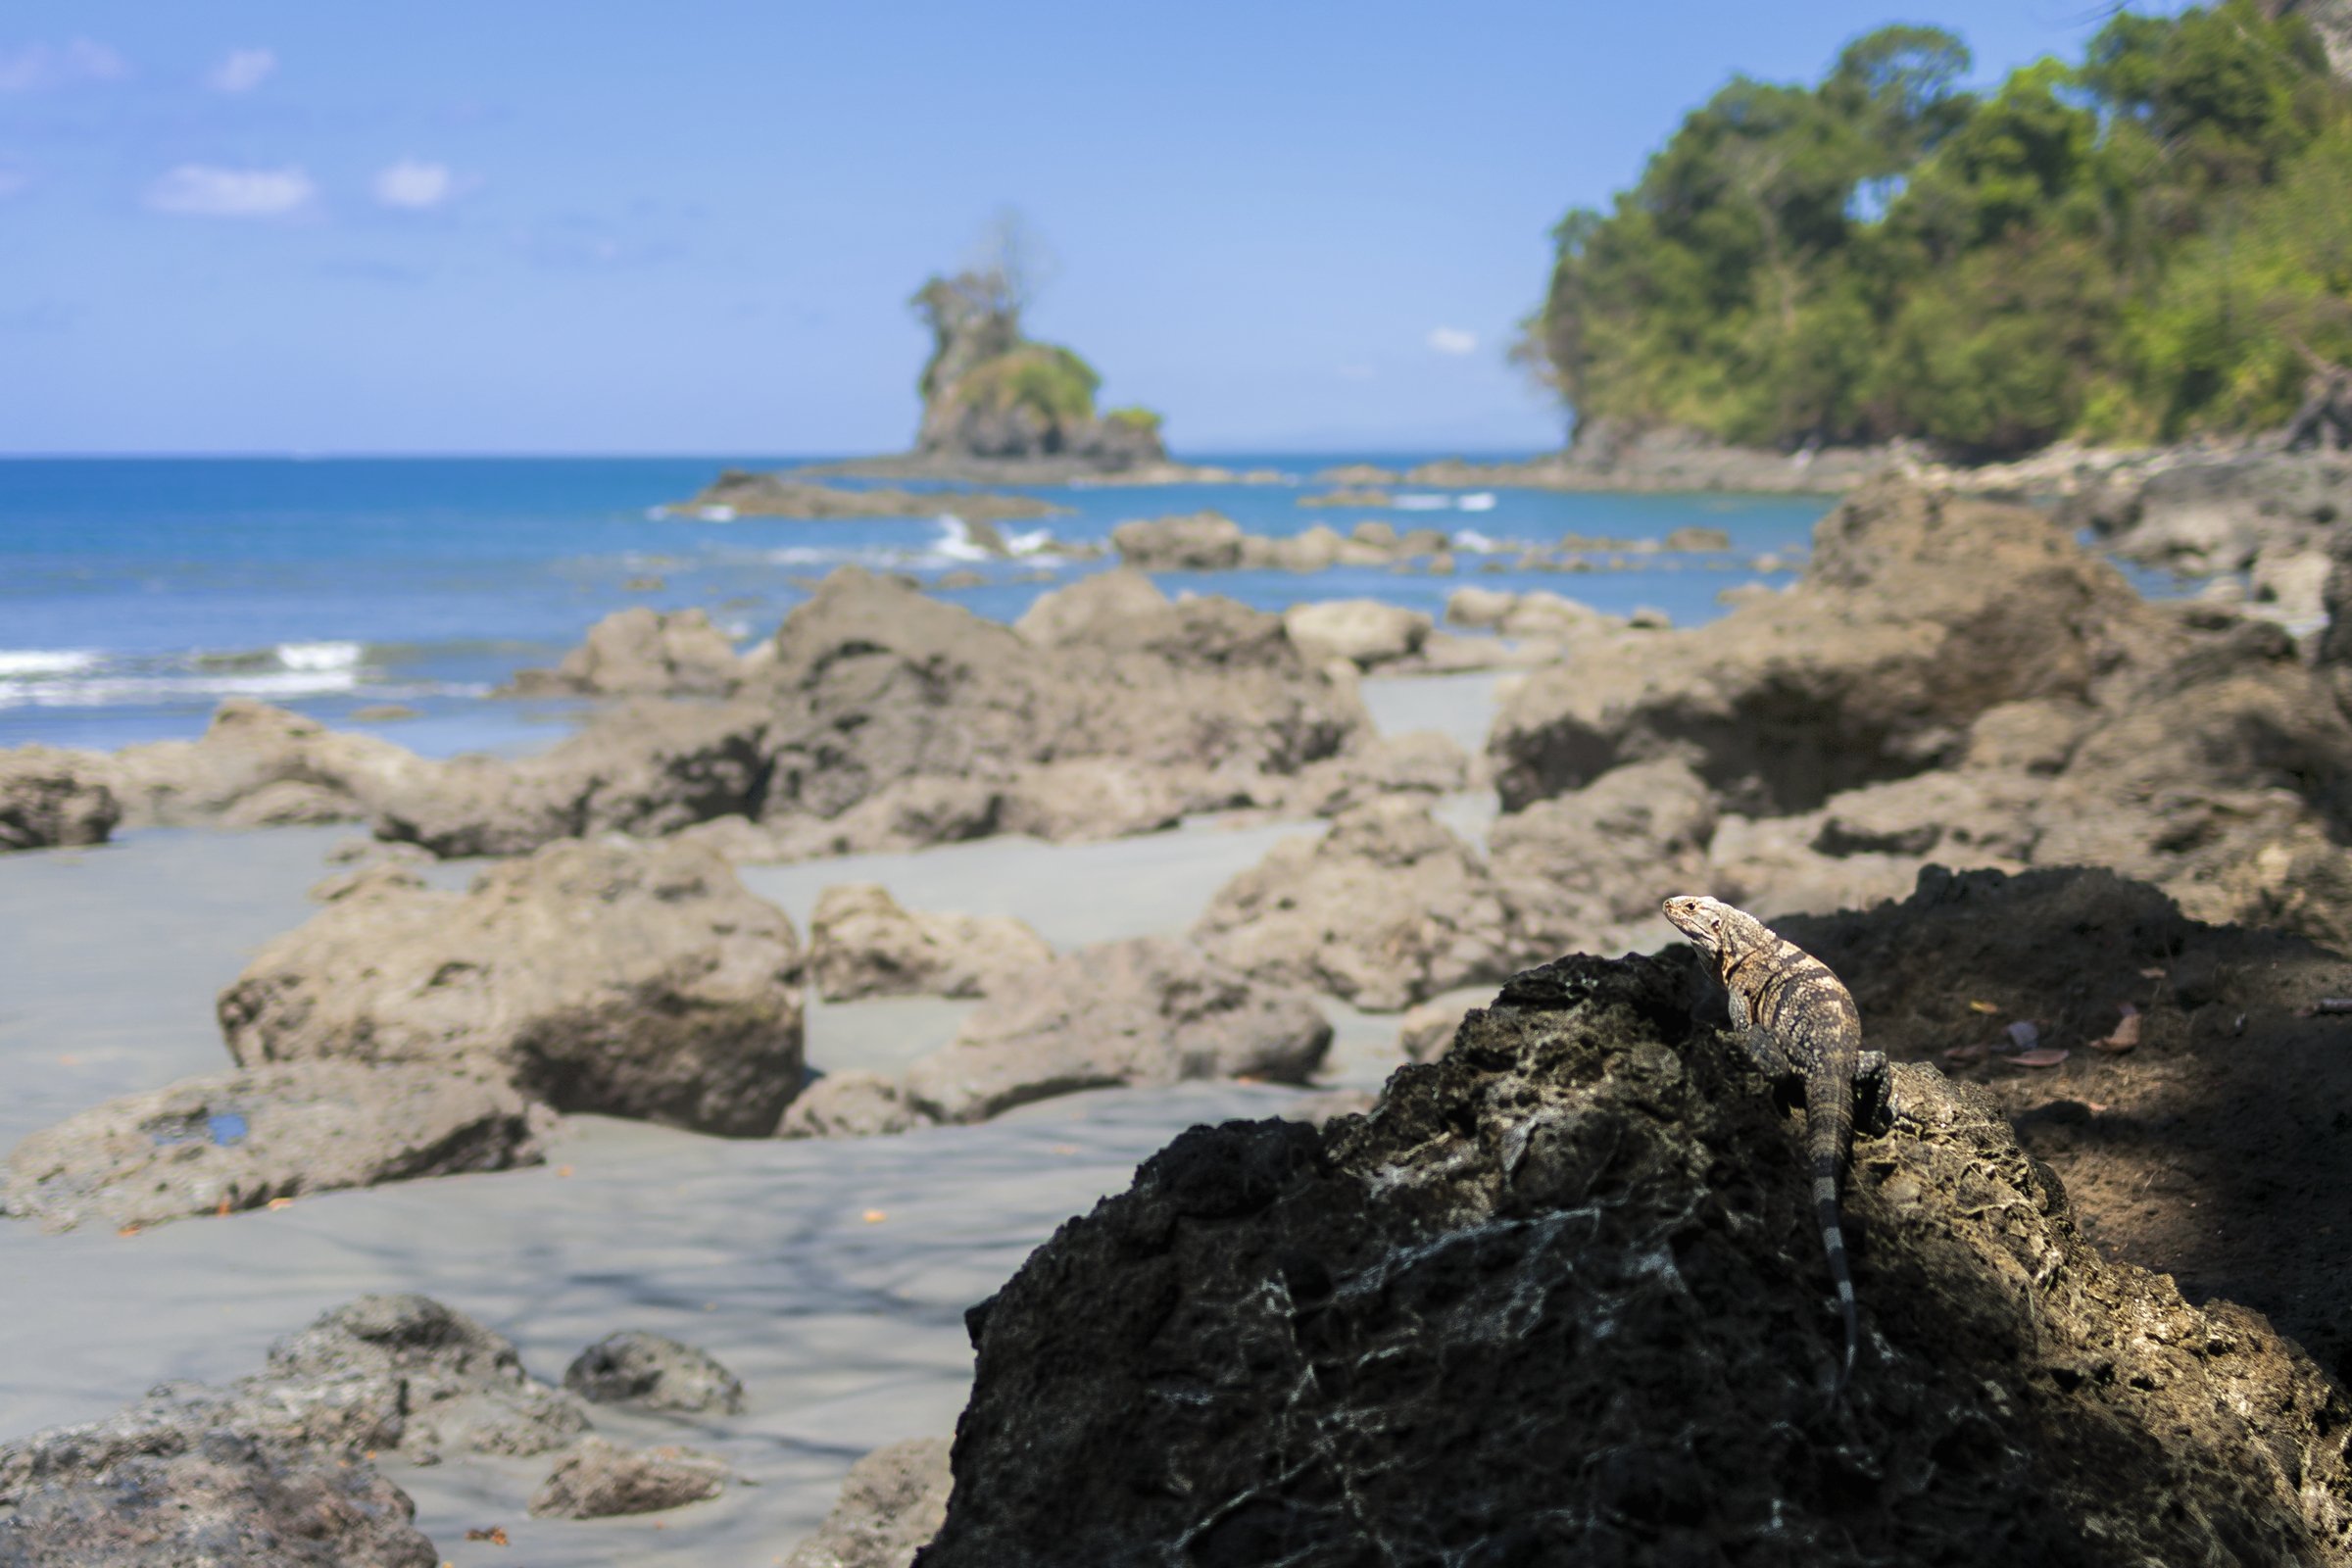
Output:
[1660, 894, 1771, 961]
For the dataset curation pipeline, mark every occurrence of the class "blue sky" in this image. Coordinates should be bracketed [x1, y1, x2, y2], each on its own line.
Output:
[0, 2, 2160, 456]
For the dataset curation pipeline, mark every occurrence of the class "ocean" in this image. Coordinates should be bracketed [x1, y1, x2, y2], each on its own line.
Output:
[0, 457, 1834, 756]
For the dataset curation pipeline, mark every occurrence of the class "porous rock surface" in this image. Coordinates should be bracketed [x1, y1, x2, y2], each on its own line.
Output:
[0, 747, 119, 852]
[777, 1072, 931, 1140]
[527, 1437, 728, 1519]
[103, 700, 428, 830]
[1191, 798, 1518, 1011]
[1489, 478, 2352, 952]
[1280, 600, 1432, 670]
[808, 883, 1052, 1002]
[924, 951, 2352, 1567]
[0, 1428, 435, 1568]
[505, 606, 745, 697]
[374, 566, 1369, 858]
[563, 1331, 745, 1415]
[217, 839, 805, 1137]
[901, 938, 1332, 1124]
[3, 1061, 550, 1234]
[786, 1437, 953, 1568]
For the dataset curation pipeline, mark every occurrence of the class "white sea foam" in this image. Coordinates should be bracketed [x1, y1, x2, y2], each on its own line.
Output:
[275, 641, 364, 673]
[1452, 529, 1499, 554]
[1457, 492, 1497, 513]
[0, 668, 367, 710]
[0, 650, 99, 678]
[1004, 527, 1055, 557]
[698, 504, 738, 522]
[930, 516, 993, 563]
[1392, 493, 1453, 511]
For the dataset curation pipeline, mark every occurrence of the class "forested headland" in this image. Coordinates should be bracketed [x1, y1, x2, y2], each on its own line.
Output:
[1523, 1, 2352, 458]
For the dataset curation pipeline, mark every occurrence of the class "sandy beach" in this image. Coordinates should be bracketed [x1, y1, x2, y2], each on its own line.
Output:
[0, 672, 1502, 1565]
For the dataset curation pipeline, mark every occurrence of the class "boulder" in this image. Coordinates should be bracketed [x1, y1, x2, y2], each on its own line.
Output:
[1444, 586, 1517, 628]
[258, 1294, 588, 1462]
[776, 1072, 933, 1140]
[901, 938, 1332, 1123]
[1278, 731, 1472, 818]
[1489, 756, 1719, 957]
[1489, 480, 2151, 814]
[108, 701, 428, 830]
[505, 607, 744, 697]
[0, 746, 119, 852]
[1663, 524, 1734, 551]
[808, 884, 1052, 1002]
[920, 951, 2352, 1567]
[216, 840, 805, 1138]
[783, 1437, 953, 1568]
[1280, 601, 1433, 669]
[0, 1427, 435, 1568]
[1012, 567, 1171, 648]
[1192, 798, 1517, 1010]
[1107, 511, 1246, 569]
[526, 1437, 728, 1519]
[563, 1333, 744, 1415]
[1495, 589, 1624, 642]
[992, 758, 1210, 843]
[3, 1061, 551, 1234]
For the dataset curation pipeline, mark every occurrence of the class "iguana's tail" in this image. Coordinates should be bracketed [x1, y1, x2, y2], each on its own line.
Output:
[1806, 1074, 1859, 1398]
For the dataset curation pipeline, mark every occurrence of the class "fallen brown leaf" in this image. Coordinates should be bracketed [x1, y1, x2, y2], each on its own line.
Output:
[2090, 1004, 2142, 1054]
[1942, 1043, 1988, 1065]
[1967, 1000, 2001, 1015]
[2007, 1048, 2071, 1068]
[464, 1526, 510, 1545]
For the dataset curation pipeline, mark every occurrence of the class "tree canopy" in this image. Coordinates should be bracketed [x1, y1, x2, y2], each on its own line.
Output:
[1525, 3, 2352, 458]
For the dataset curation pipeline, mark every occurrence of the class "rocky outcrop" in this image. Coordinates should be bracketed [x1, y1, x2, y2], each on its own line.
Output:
[216, 840, 806, 1137]
[527, 1438, 728, 1519]
[775, 1072, 929, 1140]
[504, 607, 745, 697]
[1489, 481, 2352, 950]
[668, 468, 1066, 523]
[1192, 799, 1517, 1010]
[104, 700, 427, 829]
[2072, 453, 2352, 623]
[0, 746, 119, 852]
[921, 949, 2352, 1567]
[1108, 514, 1457, 573]
[1280, 600, 1432, 670]
[1490, 755, 1718, 957]
[4, 1061, 551, 1234]
[784, 1437, 953, 1568]
[0, 1428, 435, 1568]
[900, 938, 1332, 1124]
[808, 884, 1051, 1002]
[563, 1332, 744, 1415]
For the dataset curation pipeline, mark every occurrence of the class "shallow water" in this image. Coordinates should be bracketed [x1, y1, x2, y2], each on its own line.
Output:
[0, 456, 1826, 754]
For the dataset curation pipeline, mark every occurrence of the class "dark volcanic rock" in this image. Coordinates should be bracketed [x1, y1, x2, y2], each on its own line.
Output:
[787, 1437, 953, 1568]
[563, 1332, 745, 1415]
[0, 747, 119, 852]
[0, 1427, 435, 1568]
[217, 840, 805, 1137]
[923, 951, 2352, 1567]
[4, 1061, 550, 1234]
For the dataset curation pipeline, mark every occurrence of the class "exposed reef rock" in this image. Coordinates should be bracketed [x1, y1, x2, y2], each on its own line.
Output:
[0, 747, 119, 852]
[97, 700, 427, 830]
[923, 947, 2352, 1567]
[503, 606, 745, 697]
[1489, 477, 2352, 953]
[527, 1437, 728, 1520]
[2071, 452, 2352, 623]
[370, 565, 1371, 859]
[217, 840, 806, 1137]
[786, 1438, 953, 1568]
[563, 1332, 745, 1416]
[1108, 513, 1455, 573]
[808, 883, 1052, 1002]
[900, 937, 1332, 1124]
[3, 1061, 550, 1234]
[666, 468, 1067, 524]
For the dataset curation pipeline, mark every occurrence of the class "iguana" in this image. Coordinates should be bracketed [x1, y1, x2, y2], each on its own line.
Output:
[1662, 894, 1889, 1396]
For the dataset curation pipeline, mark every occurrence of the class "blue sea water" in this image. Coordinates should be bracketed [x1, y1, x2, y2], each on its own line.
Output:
[0, 457, 1834, 756]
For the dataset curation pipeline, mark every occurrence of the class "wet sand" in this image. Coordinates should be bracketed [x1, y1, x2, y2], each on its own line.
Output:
[0, 674, 1500, 1564]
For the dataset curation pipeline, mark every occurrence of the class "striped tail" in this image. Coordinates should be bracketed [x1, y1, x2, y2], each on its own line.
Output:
[1806, 1076, 1859, 1397]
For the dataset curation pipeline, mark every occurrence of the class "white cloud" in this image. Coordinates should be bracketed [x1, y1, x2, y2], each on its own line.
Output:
[372, 159, 460, 210]
[1427, 326, 1479, 357]
[0, 38, 128, 93]
[207, 48, 276, 94]
[146, 164, 317, 219]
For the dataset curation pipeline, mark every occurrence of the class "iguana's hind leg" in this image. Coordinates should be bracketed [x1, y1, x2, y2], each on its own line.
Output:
[1854, 1050, 1893, 1136]
[1733, 1025, 1798, 1083]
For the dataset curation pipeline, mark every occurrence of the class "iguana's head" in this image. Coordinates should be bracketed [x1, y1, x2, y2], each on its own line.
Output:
[1660, 893, 1763, 958]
